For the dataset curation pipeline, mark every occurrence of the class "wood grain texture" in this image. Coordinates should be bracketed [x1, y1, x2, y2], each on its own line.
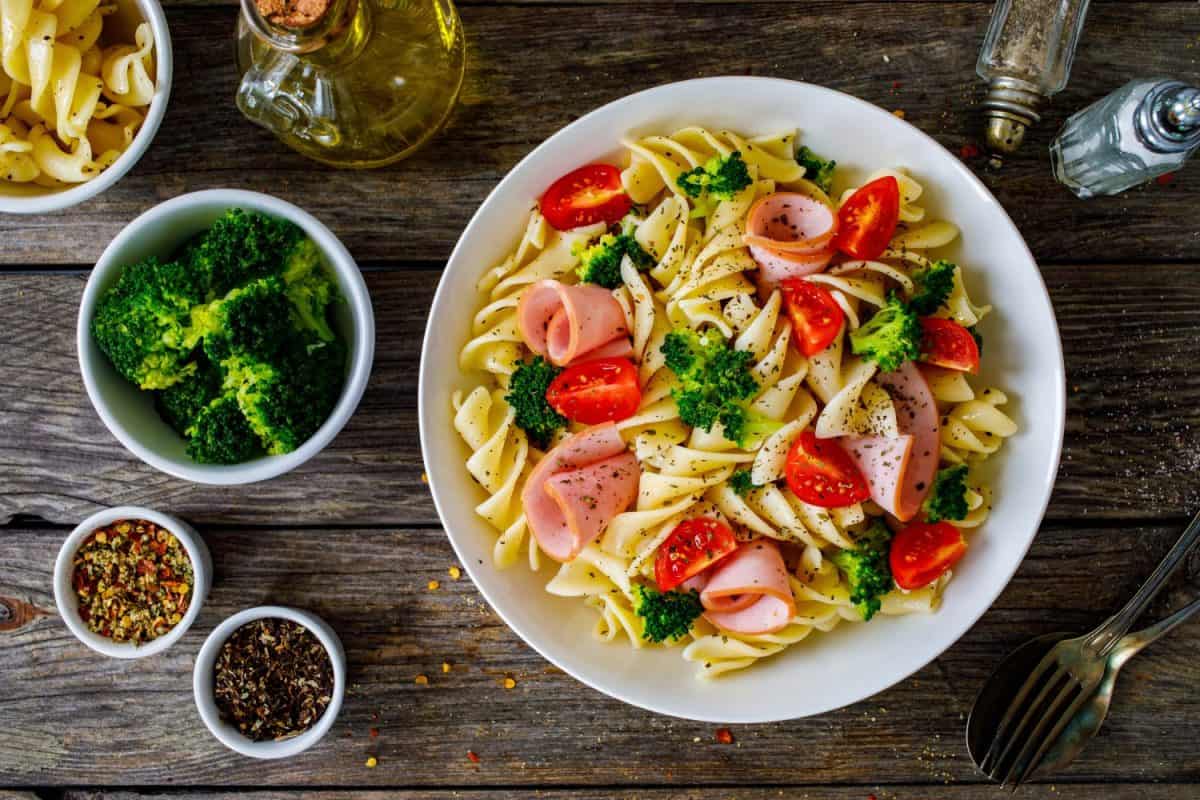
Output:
[1, 523, 1197, 786]
[3, 265, 1200, 526]
[0, 3, 1197, 266]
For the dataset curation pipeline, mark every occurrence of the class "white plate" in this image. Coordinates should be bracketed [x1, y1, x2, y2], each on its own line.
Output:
[419, 77, 1065, 722]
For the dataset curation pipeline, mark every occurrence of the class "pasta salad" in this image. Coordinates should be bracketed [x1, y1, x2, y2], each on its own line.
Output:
[453, 126, 1017, 679]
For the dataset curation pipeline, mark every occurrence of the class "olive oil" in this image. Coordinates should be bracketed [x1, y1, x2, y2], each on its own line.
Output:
[235, 0, 465, 168]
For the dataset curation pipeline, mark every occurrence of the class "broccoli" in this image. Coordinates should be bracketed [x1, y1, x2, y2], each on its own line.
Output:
[924, 464, 970, 523]
[574, 222, 655, 289]
[909, 259, 957, 315]
[186, 393, 263, 464]
[197, 276, 295, 365]
[505, 357, 567, 449]
[729, 469, 763, 497]
[849, 294, 922, 372]
[281, 238, 339, 341]
[90, 256, 210, 390]
[676, 151, 752, 217]
[830, 522, 894, 621]
[182, 208, 304, 297]
[661, 329, 782, 448]
[155, 356, 223, 436]
[634, 585, 704, 643]
[796, 146, 837, 194]
[968, 326, 983, 354]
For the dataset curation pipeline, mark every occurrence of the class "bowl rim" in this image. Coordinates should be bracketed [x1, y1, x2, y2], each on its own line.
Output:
[0, 0, 174, 215]
[77, 188, 376, 485]
[192, 605, 347, 759]
[53, 505, 212, 659]
[419, 76, 1067, 722]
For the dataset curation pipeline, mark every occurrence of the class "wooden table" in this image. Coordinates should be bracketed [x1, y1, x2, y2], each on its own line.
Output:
[3, 0, 1199, 797]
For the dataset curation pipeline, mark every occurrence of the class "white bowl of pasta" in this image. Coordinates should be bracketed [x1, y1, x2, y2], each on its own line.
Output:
[0, 0, 171, 214]
[420, 77, 1066, 722]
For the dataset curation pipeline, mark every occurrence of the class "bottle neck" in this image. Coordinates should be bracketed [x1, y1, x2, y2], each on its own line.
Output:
[240, 0, 365, 56]
[1136, 81, 1200, 154]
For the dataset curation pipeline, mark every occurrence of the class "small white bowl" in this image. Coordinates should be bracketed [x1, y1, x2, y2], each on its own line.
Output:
[54, 505, 211, 659]
[0, 0, 172, 214]
[77, 189, 376, 485]
[193, 606, 346, 759]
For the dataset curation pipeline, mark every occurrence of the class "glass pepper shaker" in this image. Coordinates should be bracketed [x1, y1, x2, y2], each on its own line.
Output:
[976, 0, 1092, 156]
[235, 0, 466, 168]
[1050, 79, 1200, 198]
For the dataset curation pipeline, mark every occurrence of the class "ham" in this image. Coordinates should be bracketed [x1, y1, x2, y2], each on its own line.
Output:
[700, 539, 796, 635]
[521, 423, 639, 562]
[839, 361, 940, 521]
[517, 279, 630, 367]
[744, 192, 837, 284]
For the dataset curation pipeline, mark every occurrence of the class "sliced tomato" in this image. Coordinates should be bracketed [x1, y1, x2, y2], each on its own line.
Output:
[781, 279, 845, 356]
[890, 520, 967, 590]
[545, 357, 641, 424]
[785, 430, 871, 507]
[919, 317, 980, 373]
[655, 517, 738, 592]
[833, 175, 901, 260]
[539, 164, 632, 230]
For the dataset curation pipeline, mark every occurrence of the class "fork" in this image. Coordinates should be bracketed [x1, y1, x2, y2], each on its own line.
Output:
[979, 508, 1200, 787]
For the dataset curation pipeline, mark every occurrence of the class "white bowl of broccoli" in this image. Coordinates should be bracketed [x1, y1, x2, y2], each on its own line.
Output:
[78, 189, 375, 484]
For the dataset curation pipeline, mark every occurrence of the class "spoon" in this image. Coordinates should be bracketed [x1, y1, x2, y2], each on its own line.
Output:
[967, 596, 1200, 779]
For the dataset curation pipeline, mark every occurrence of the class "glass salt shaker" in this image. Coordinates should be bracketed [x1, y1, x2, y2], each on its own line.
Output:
[976, 0, 1092, 156]
[1050, 79, 1200, 198]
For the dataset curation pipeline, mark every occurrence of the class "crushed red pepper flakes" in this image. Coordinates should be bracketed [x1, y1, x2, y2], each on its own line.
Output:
[467, 750, 481, 763]
[1156, 172, 1177, 185]
[959, 143, 982, 160]
[715, 727, 734, 744]
[369, 727, 379, 738]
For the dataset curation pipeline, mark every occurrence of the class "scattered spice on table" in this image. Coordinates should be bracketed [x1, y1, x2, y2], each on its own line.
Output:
[1156, 172, 1177, 186]
[365, 756, 378, 769]
[415, 673, 429, 685]
[448, 565, 461, 579]
[467, 750, 480, 764]
[212, 618, 334, 742]
[71, 518, 193, 644]
[503, 677, 516, 689]
[428, 580, 440, 590]
[442, 661, 452, 673]
[715, 727, 734, 744]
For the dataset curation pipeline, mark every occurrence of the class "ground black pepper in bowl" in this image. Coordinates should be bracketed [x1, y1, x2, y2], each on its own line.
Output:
[212, 618, 334, 742]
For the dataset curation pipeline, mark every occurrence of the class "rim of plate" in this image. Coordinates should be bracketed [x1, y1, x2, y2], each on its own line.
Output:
[419, 76, 1066, 722]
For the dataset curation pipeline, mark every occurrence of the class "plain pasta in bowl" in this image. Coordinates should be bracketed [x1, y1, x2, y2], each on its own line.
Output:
[452, 125, 1018, 680]
[0, 0, 156, 187]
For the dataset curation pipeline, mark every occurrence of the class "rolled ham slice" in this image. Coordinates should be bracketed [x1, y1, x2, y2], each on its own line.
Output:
[745, 192, 838, 284]
[517, 279, 630, 367]
[700, 539, 797, 635]
[521, 423, 639, 562]
[838, 361, 940, 521]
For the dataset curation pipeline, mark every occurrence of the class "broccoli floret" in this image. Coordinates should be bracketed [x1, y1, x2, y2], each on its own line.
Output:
[909, 259, 957, 315]
[849, 294, 922, 372]
[662, 329, 781, 448]
[574, 224, 654, 289]
[924, 465, 970, 523]
[676, 151, 752, 217]
[796, 146, 837, 194]
[729, 469, 763, 497]
[505, 357, 566, 449]
[227, 337, 346, 456]
[281, 238, 339, 341]
[831, 522, 895, 621]
[183, 208, 304, 297]
[186, 393, 262, 464]
[634, 585, 704, 643]
[197, 276, 295, 365]
[156, 356, 223, 436]
[90, 256, 210, 390]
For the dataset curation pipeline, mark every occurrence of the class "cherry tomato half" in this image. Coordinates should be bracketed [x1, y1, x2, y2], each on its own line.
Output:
[545, 357, 641, 424]
[785, 430, 871, 508]
[833, 175, 901, 260]
[655, 517, 739, 592]
[890, 520, 967, 590]
[539, 164, 633, 231]
[781, 279, 845, 356]
[919, 317, 980, 374]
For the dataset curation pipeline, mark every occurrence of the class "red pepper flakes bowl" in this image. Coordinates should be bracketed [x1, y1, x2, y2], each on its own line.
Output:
[192, 605, 346, 759]
[53, 505, 212, 659]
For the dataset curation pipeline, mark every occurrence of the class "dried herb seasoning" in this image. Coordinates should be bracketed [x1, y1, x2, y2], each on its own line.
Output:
[213, 618, 334, 742]
[71, 518, 193, 644]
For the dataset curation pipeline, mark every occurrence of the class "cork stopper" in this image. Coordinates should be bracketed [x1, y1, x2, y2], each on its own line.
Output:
[256, 0, 331, 28]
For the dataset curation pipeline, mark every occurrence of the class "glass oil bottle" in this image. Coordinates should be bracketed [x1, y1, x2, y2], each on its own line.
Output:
[235, 0, 466, 168]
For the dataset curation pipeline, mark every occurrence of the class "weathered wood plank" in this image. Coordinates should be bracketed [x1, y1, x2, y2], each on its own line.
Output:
[2, 522, 1197, 785]
[0, 3, 1197, 266]
[2, 264, 1200, 526]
